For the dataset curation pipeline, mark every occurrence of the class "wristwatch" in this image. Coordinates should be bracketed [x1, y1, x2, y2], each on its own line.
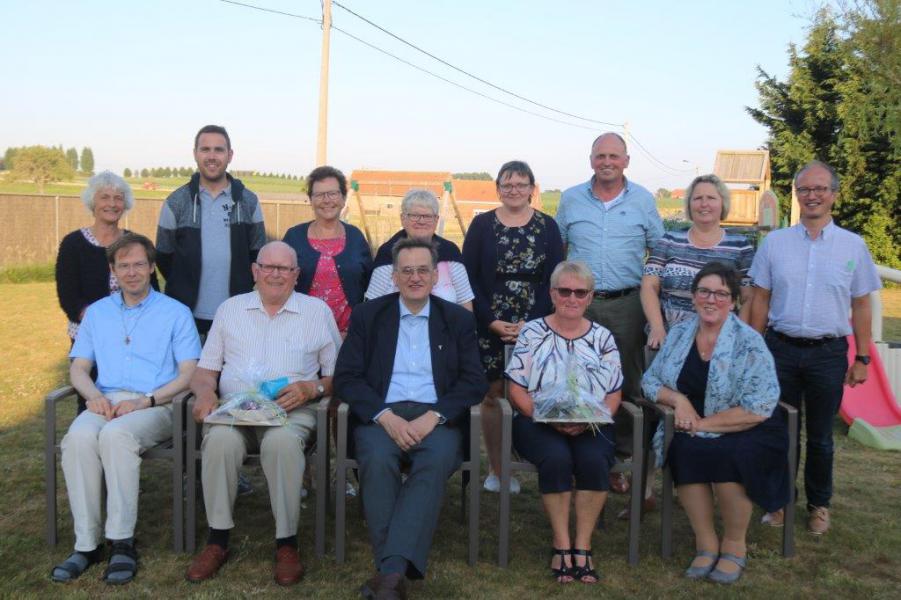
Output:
[316, 383, 326, 397]
[144, 392, 156, 407]
[854, 355, 871, 365]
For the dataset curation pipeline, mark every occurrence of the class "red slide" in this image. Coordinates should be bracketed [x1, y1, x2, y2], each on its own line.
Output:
[840, 338, 901, 427]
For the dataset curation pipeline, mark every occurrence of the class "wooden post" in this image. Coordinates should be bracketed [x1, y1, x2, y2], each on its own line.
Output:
[351, 181, 373, 251]
[445, 181, 467, 236]
[316, 0, 332, 166]
[54, 195, 60, 250]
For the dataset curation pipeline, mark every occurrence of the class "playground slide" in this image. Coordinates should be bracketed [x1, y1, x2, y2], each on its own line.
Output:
[840, 339, 901, 450]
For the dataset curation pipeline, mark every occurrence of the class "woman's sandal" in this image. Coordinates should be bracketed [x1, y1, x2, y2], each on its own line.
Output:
[571, 548, 600, 584]
[50, 550, 101, 583]
[684, 550, 719, 579]
[550, 548, 573, 583]
[707, 552, 747, 584]
[103, 541, 139, 585]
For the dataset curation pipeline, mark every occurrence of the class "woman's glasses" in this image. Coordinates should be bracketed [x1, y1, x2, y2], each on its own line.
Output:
[694, 287, 732, 301]
[554, 287, 592, 299]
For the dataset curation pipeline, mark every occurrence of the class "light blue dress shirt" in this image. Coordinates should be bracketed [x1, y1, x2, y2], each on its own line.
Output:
[556, 177, 664, 291]
[749, 221, 882, 338]
[70, 290, 201, 394]
[384, 298, 438, 405]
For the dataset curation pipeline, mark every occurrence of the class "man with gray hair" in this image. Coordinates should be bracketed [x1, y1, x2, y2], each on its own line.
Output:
[556, 132, 664, 495]
[185, 241, 340, 585]
[750, 160, 881, 535]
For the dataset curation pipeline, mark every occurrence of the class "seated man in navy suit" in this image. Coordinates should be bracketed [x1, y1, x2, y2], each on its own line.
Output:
[334, 237, 487, 600]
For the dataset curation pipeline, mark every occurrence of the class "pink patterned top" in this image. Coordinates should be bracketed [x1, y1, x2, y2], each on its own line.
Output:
[309, 237, 351, 333]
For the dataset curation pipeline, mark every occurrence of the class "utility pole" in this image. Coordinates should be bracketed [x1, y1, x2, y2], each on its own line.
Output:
[316, 0, 332, 166]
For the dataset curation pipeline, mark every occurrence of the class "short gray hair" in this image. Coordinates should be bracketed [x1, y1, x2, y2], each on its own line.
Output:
[794, 160, 839, 191]
[400, 189, 439, 216]
[684, 174, 731, 221]
[81, 170, 135, 212]
[550, 260, 595, 290]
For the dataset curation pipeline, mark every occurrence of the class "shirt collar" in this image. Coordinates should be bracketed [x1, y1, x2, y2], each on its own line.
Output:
[798, 218, 835, 240]
[245, 290, 302, 314]
[399, 296, 430, 319]
[586, 176, 631, 197]
[114, 288, 156, 310]
[200, 183, 232, 199]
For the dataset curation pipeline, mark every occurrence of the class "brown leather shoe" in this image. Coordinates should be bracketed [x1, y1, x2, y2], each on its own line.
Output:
[360, 572, 407, 600]
[808, 506, 830, 535]
[185, 544, 228, 583]
[761, 509, 785, 527]
[609, 472, 630, 495]
[273, 546, 304, 586]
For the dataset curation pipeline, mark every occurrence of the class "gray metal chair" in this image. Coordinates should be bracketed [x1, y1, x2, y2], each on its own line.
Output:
[641, 399, 798, 558]
[334, 401, 481, 565]
[45, 385, 186, 552]
[184, 395, 330, 556]
[497, 345, 646, 567]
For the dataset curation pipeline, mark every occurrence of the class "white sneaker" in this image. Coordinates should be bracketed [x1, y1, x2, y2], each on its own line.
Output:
[483, 474, 520, 494]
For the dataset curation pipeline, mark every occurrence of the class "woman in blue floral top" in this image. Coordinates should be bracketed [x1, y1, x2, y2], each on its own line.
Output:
[642, 262, 788, 584]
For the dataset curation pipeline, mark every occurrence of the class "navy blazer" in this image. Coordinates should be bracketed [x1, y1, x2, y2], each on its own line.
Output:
[333, 293, 487, 428]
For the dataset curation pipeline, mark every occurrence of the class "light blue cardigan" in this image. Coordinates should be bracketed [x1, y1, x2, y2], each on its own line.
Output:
[641, 313, 780, 466]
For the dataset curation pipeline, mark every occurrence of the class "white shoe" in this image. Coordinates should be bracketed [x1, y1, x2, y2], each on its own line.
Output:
[345, 481, 357, 497]
[483, 474, 520, 494]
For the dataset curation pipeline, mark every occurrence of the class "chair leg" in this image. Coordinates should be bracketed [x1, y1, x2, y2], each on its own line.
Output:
[335, 412, 349, 564]
[661, 465, 673, 559]
[627, 411, 644, 566]
[468, 407, 480, 566]
[498, 410, 512, 567]
[173, 400, 185, 553]
[186, 421, 198, 554]
[783, 407, 798, 558]
[46, 408, 58, 547]
[314, 404, 329, 558]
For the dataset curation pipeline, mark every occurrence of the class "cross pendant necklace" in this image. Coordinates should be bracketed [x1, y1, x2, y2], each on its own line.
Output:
[121, 298, 148, 345]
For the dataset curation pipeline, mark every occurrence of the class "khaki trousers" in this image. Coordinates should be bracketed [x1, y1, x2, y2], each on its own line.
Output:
[201, 405, 316, 538]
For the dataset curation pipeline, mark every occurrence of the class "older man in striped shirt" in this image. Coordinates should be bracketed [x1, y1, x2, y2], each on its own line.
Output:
[185, 241, 341, 585]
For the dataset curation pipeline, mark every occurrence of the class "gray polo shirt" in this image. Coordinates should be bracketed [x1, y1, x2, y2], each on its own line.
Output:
[194, 185, 233, 320]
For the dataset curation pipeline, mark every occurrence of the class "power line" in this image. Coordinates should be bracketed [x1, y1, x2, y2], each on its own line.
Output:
[330, 25, 599, 133]
[218, 0, 321, 23]
[332, 1, 622, 128]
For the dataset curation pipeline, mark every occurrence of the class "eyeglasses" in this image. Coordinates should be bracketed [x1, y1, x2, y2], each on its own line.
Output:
[795, 186, 833, 196]
[256, 263, 297, 274]
[311, 190, 343, 201]
[498, 183, 533, 193]
[402, 213, 438, 222]
[397, 266, 433, 278]
[694, 287, 732, 301]
[554, 287, 591, 299]
[114, 260, 150, 272]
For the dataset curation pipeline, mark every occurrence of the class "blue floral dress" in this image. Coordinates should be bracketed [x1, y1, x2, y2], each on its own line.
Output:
[478, 212, 551, 379]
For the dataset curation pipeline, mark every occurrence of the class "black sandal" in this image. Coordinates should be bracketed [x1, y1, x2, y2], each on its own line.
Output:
[571, 548, 599, 584]
[550, 548, 573, 583]
[103, 541, 138, 585]
[50, 549, 102, 583]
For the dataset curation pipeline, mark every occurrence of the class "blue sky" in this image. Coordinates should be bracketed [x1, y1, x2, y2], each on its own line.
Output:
[1, 0, 824, 191]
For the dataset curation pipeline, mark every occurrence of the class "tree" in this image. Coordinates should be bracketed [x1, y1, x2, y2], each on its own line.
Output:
[4, 147, 19, 170]
[80, 147, 95, 175]
[123, 167, 132, 178]
[452, 171, 493, 180]
[6, 145, 74, 193]
[65, 147, 79, 171]
[140, 168, 150, 178]
[747, 4, 900, 266]
[656, 188, 672, 200]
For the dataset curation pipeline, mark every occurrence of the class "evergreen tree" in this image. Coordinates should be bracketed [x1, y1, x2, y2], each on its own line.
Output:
[80, 147, 95, 174]
[747, 4, 900, 266]
[66, 147, 79, 171]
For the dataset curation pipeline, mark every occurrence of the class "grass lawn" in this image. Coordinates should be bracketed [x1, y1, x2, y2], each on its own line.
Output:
[1, 283, 900, 598]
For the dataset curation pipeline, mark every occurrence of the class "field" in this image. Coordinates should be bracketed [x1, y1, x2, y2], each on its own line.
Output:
[0, 283, 899, 598]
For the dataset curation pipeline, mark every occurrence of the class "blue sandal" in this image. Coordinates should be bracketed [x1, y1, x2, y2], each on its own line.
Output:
[707, 552, 747, 584]
[684, 550, 719, 579]
[103, 541, 139, 585]
[50, 550, 101, 583]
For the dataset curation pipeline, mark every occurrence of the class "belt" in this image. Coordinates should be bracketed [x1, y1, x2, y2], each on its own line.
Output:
[769, 330, 837, 347]
[593, 287, 638, 299]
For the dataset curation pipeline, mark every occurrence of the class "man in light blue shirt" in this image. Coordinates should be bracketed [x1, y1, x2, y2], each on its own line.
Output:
[557, 133, 663, 496]
[53, 233, 199, 585]
[750, 160, 881, 535]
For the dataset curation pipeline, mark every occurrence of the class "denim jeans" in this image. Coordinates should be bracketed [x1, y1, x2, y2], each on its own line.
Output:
[765, 332, 848, 508]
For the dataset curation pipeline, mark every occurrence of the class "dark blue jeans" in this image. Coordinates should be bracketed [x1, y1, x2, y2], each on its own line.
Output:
[765, 332, 848, 508]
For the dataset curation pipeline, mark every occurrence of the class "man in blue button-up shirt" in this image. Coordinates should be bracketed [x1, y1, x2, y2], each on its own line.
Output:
[53, 233, 199, 585]
[750, 160, 881, 536]
[557, 133, 663, 495]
